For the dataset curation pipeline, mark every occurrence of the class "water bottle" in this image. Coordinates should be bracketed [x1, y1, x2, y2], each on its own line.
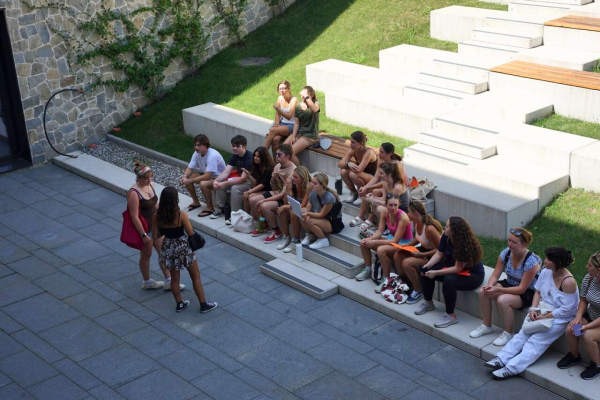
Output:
[335, 176, 343, 195]
[296, 243, 303, 262]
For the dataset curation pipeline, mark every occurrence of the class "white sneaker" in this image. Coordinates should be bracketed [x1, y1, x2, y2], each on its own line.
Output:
[353, 197, 362, 206]
[277, 235, 291, 250]
[309, 238, 330, 250]
[469, 324, 493, 339]
[142, 280, 164, 290]
[493, 331, 513, 346]
[283, 238, 300, 253]
[164, 282, 185, 291]
[485, 357, 505, 370]
[434, 312, 457, 328]
[492, 367, 515, 380]
[301, 233, 315, 246]
[344, 192, 358, 203]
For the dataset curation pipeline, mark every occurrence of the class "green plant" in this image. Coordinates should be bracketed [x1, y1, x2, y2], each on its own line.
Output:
[267, 0, 287, 9]
[210, 0, 249, 44]
[593, 60, 600, 74]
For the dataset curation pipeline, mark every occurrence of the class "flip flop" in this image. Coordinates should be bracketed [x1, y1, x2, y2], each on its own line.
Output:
[198, 210, 213, 218]
[187, 204, 201, 212]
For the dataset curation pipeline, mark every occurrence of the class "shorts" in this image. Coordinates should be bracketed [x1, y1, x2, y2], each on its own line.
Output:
[417, 246, 434, 259]
[583, 310, 594, 323]
[281, 122, 294, 134]
[262, 192, 284, 207]
[498, 279, 535, 309]
[330, 218, 344, 234]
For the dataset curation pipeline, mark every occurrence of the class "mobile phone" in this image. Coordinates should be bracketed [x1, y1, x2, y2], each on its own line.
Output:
[573, 324, 583, 337]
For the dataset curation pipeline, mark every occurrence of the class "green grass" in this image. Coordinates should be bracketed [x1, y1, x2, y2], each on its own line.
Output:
[533, 113, 600, 141]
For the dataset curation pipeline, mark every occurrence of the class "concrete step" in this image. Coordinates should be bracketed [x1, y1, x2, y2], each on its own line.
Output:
[471, 28, 543, 48]
[417, 72, 488, 95]
[404, 143, 479, 169]
[457, 91, 554, 124]
[403, 83, 475, 107]
[516, 45, 600, 71]
[458, 40, 520, 60]
[544, 24, 600, 53]
[418, 128, 497, 159]
[260, 259, 338, 300]
[508, 1, 580, 18]
[291, 242, 364, 279]
[527, 0, 593, 5]
[483, 14, 546, 37]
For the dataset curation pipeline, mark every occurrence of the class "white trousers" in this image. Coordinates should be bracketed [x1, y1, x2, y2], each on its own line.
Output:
[497, 321, 567, 374]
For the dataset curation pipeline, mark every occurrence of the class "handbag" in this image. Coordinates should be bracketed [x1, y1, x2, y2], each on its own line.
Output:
[121, 190, 148, 250]
[188, 231, 206, 252]
[522, 300, 554, 335]
[410, 178, 435, 202]
[231, 210, 255, 233]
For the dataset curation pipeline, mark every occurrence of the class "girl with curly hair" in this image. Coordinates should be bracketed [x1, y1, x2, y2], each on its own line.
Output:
[414, 216, 485, 328]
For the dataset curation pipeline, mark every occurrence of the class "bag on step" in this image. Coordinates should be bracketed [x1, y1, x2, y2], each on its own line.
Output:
[410, 178, 435, 202]
[231, 210, 255, 233]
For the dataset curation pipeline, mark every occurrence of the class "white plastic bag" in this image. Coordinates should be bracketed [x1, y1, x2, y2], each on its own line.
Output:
[410, 178, 435, 201]
[231, 210, 254, 233]
[522, 300, 554, 335]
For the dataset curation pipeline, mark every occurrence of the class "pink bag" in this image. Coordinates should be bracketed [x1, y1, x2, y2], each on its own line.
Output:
[121, 190, 148, 250]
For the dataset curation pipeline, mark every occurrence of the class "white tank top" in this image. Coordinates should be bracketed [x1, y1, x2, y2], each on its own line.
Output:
[279, 103, 293, 125]
[416, 223, 434, 249]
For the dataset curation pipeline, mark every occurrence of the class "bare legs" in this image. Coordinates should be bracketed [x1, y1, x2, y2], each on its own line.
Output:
[265, 126, 290, 156]
[398, 254, 427, 291]
[300, 217, 332, 239]
[249, 193, 265, 220]
[284, 136, 314, 167]
[169, 261, 208, 304]
[261, 201, 280, 229]
[184, 172, 202, 207]
[377, 245, 399, 278]
[200, 179, 216, 213]
[477, 284, 522, 333]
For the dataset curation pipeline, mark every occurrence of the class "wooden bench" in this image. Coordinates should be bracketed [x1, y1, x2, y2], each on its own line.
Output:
[544, 15, 600, 32]
[490, 60, 600, 91]
[310, 133, 402, 161]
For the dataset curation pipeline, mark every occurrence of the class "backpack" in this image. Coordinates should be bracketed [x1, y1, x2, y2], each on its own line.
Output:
[503, 250, 532, 267]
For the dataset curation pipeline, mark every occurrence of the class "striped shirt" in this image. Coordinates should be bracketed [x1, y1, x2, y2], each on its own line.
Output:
[581, 273, 600, 321]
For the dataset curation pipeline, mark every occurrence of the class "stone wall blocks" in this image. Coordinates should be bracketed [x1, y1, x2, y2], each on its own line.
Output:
[23, 50, 34, 63]
[22, 95, 40, 110]
[53, 111, 69, 125]
[38, 82, 51, 102]
[35, 44, 54, 58]
[53, 43, 68, 59]
[13, 52, 25, 64]
[14, 39, 28, 52]
[34, 8, 49, 21]
[27, 73, 45, 89]
[17, 63, 32, 76]
[18, 13, 36, 26]
[45, 57, 57, 69]
[24, 108, 34, 120]
[33, 105, 44, 119]
[89, 113, 104, 127]
[47, 68, 60, 80]
[60, 76, 76, 86]
[67, 108, 78, 123]
[36, 22, 50, 44]
[31, 62, 44, 75]
[28, 34, 41, 50]
[20, 26, 29, 40]
[26, 117, 42, 131]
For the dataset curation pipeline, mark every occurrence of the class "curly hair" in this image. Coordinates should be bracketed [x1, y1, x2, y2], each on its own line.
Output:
[448, 216, 483, 267]
[156, 187, 180, 228]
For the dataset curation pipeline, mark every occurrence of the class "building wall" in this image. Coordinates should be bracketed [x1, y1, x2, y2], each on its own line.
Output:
[0, 0, 297, 164]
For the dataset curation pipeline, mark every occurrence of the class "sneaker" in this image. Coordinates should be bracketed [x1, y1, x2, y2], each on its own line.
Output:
[309, 238, 330, 250]
[344, 192, 358, 203]
[176, 300, 190, 312]
[557, 352, 582, 369]
[225, 218, 231, 226]
[164, 282, 186, 291]
[277, 235, 291, 250]
[414, 301, 435, 315]
[283, 238, 300, 253]
[492, 367, 515, 380]
[355, 267, 371, 281]
[142, 280, 164, 290]
[264, 229, 282, 244]
[470, 324, 494, 339]
[200, 301, 218, 314]
[581, 361, 600, 380]
[210, 209, 222, 219]
[353, 197, 362, 206]
[434, 312, 458, 328]
[493, 331, 513, 346]
[406, 290, 423, 305]
[485, 357, 505, 370]
[374, 281, 385, 294]
[251, 228, 265, 237]
[301, 233, 316, 246]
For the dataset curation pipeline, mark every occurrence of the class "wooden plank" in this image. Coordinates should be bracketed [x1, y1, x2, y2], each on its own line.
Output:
[307, 133, 402, 161]
[490, 60, 600, 91]
[545, 15, 600, 32]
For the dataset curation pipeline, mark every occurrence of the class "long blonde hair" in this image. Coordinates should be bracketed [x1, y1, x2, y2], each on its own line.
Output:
[313, 172, 339, 202]
[295, 166, 311, 195]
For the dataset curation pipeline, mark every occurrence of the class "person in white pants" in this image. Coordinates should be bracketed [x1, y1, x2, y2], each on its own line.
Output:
[485, 247, 579, 379]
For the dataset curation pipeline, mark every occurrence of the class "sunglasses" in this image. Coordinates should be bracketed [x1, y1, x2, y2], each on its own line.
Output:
[386, 193, 400, 199]
[509, 228, 523, 237]
[275, 152, 285, 158]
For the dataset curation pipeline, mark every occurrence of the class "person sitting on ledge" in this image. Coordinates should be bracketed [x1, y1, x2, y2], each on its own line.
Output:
[264, 80, 298, 157]
[557, 251, 600, 380]
[299, 173, 344, 250]
[487, 247, 578, 380]
[470, 228, 541, 347]
[338, 131, 378, 206]
[276, 166, 311, 253]
[179, 134, 226, 217]
[415, 216, 485, 329]
[242, 146, 274, 216]
[284, 85, 319, 167]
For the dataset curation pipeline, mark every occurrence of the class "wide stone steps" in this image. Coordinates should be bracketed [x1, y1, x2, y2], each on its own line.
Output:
[524, 0, 593, 6]
[471, 28, 543, 48]
[508, 1, 587, 18]
[418, 128, 497, 159]
[482, 14, 546, 37]
[458, 40, 521, 60]
[403, 83, 475, 107]
[260, 259, 338, 300]
[416, 72, 489, 94]
[516, 45, 600, 71]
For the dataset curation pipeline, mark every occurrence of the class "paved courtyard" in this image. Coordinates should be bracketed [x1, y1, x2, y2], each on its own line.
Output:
[0, 164, 564, 400]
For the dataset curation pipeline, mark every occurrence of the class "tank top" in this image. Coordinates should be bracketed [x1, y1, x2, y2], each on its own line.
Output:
[280, 103, 293, 125]
[415, 223, 434, 250]
[386, 209, 412, 240]
[355, 148, 378, 175]
[129, 186, 158, 232]
[158, 213, 185, 239]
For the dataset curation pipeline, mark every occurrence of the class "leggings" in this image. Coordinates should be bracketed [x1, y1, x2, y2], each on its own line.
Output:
[418, 263, 484, 314]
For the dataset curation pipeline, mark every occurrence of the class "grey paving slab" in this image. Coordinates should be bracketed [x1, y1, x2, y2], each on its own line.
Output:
[5, 172, 31, 183]
[22, 165, 72, 183]
[0, 195, 27, 214]
[400, 387, 447, 400]
[7, 256, 57, 280]
[198, 242, 262, 274]
[230, 263, 284, 293]
[0, 264, 12, 278]
[201, 281, 246, 307]
[186, 339, 244, 373]
[312, 322, 376, 355]
[0, 238, 30, 264]
[88, 384, 126, 400]
[359, 320, 448, 365]
[234, 368, 301, 400]
[0, 382, 35, 399]
[72, 204, 104, 220]
[94, 309, 148, 337]
[11, 329, 65, 363]
[98, 203, 126, 221]
[265, 299, 321, 327]
[52, 358, 103, 391]
[3, 234, 40, 252]
[100, 235, 138, 257]
[31, 248, 67, 267]
[40, 317, 123, 362]
[309, 296, 391, 337]
[237, 340, 332, 392]
[86, 280, 128, 302]
[414, 346, 493, 394]
[268, 285, 341, 314]
[64, 289, 120, 319]
[0, 331, 25, 359]
[293, 370, 385, 400]
[99, 217, 122, 231]
[5, 186, 49, 205]
[224, 297, 286, 330]
[0, 370, 11, 388]
[30, 198, 75, 218]
[77, 223, 119, 241]
[59, 265, 96, 284]
[25, 223, 85, 250]
[78, 252, 139, 283]
[69, 187, 124, 209]
[307, 341, 379, 378]
[200, 266, 238, 286]
[198, 233, 222, 249]
[0, 175, 24, 192]
[191, 368, 261, 400]
[365, 349, 426, 382]
[59, 212, 98, 230]
[0, 208, 59, 235]
[53, 194, 81, 207]
[470, 377, 564, 400]
[117, 368, 200, 400]
[158, 347, 218, 381]
[0, 223, 12, 237]
[79, 344, 161, 388]
[0, 310, 23, 334]
[2, 292, 81, 333]
[43, 175, 100, 196]
[27, 374, 89, 400]
[0, 350, 59, 388]
[269, 319, 328, 352]
[149, 318, 198, 344]
[51, 238, 113, 265]
[228, 281, 274, 304]
[27, 181, 61, 198]
[112, 272, 170, 303]
[122, 326, 184, 360]
[0, 274, 44, 307]
[357, 365, 421, 400]
[34, 271, 89, 300]
[116, 299, 161, 323]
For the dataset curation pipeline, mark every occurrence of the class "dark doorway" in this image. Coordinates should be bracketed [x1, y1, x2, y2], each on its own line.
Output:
[0, 9, 32, 174]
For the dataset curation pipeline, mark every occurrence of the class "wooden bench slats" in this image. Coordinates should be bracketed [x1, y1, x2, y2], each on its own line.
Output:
[544, 15, 600, 32]
[308, 133, 401, 162]
[490, 60, 600, 91]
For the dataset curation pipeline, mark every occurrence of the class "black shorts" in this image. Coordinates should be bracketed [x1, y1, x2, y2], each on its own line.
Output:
[330, 218, 344, 234]
[498, 279, 535, 309]
[263, 192, 284, 207]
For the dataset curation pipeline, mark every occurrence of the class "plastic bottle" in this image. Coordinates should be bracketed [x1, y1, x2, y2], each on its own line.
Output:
[296, 242, 303, 262]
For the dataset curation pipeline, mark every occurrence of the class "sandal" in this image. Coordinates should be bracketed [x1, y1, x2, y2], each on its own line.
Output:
[198, 209, 213, 218]
[349, 216, 364, 227]
[187, 204, 201, 212]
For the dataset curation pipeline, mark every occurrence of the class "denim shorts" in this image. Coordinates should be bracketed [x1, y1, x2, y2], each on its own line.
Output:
[282, 122, 294, 134]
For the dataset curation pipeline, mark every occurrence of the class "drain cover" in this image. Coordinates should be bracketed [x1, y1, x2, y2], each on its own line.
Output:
[239, 57, 272, 66]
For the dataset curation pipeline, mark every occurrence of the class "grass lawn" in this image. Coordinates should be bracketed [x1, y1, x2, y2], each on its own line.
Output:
[533, 113, 600, 141]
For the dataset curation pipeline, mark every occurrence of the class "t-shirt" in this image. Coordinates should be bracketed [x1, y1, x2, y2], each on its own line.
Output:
[188, 148, 226, 177]
[270, 162, 296, 194]
[228, 150, 253, 176]
[295, 102, 320, 139]
[437, 233, 484, 274]
[499, 248, 541, 290]
[256, 167, 273, 192]
[581, 273, 600, 321]
[309, 191, 342, 220]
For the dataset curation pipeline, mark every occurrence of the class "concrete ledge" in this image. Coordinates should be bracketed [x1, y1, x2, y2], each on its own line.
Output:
[107, 134, 189, 170]
[260, 259, 338, 300]
[544, 25, 600, 52]
[516, 46, 600, 71]
[570, 141, 600, 191]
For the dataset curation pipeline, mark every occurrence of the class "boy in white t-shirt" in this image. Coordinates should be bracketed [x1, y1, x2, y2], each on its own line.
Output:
[179, 134, 226, 217]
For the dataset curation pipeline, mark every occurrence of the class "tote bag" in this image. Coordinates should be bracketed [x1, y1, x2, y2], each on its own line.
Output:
[121, 190, 148, 250]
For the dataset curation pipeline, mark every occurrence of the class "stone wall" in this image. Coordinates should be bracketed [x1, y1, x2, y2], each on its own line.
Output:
[0, 0, 297, 164]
